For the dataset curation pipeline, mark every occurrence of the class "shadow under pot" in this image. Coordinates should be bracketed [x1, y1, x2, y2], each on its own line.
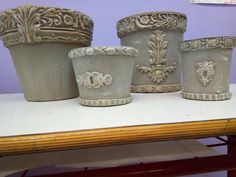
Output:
[68, 46, 138, 107]
[181, 36, 236, 101]
[0, 5, 94, 101]
[117, 12, 187, 93]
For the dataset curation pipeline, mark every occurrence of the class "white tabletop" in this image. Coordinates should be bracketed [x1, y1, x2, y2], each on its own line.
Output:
[0, 85, 236, 137]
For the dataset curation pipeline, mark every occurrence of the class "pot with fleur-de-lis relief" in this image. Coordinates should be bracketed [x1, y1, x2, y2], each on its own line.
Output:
[0, 5, 94, 101]
[117, 12, 187, 93]
[181, 36, 236, 101]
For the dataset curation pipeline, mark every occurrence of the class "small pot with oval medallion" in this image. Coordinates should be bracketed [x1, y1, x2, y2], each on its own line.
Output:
[117, 12, 187, 93]
[0, 5, 93, 101]
[181, 36, 236, 101]
[69, 46, 138, 106]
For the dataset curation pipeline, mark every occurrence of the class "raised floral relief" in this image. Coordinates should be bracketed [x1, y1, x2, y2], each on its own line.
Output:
[77, 72, 112, 89]
[69, 46, 138, 58]
[181, 37, 235, 52]
[137, 30, 176, 83]
[12, 5, 41, 43]
[0, 5, 93, 47]
[117, 12, 187, 37]
[196, 60, 216, 86]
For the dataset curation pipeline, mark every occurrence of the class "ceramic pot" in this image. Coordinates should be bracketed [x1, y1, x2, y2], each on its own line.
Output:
[181, 36, 236, 101]
[117, 12, 187, 93]
[0, 5, 93, 101]
[68, 46, 138, 107]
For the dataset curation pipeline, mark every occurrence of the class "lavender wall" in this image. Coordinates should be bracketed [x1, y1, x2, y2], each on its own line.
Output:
[0, 0, 236, 94]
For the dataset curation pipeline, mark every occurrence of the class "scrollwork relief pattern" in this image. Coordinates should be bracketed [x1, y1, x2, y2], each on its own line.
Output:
[181, 37, 235, 52]
[0, 5, 93, 47]
[69, 46, 138, 58]
[76, 72, 112, 89]
[117, 12, 187, 37]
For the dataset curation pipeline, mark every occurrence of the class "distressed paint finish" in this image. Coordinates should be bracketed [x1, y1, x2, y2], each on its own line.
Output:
[181, 36, 235, 101]
[0, 0, 236, 94]
[69, 46, 137, 106]
[0, 5, 93, 47]
[0, 5, 94, 101]
[117, 12, 186, 93]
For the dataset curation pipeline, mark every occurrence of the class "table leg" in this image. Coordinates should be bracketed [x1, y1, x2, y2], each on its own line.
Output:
[228, 136, 236, 177]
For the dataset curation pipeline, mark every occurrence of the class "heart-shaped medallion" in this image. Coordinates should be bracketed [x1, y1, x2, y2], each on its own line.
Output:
[196, 60, 216, 86]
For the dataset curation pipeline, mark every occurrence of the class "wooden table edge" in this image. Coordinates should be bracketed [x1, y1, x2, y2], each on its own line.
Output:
[0, 118, 236, 156]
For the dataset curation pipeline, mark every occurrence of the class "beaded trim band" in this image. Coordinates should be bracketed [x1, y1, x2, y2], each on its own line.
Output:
[117, 12, 187, 38]
[131, 84, 182, 93]
[69, 46, 138, 59]
[78, 96, 133, 107]
[0, 4, 93, 47]
[181, 91, 232, 101]
[181, 37, 235, 53]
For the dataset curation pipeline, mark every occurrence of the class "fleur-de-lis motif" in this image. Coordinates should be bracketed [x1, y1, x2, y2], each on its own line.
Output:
[137, 30, 176, 83]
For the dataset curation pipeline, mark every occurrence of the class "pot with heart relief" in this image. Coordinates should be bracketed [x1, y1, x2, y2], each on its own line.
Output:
[180, 36, 235, 101]
[117, 12, 187, 93]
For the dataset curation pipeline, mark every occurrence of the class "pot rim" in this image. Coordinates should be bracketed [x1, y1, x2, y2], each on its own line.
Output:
[181, 36, 236, 52]
[0, 4, 94, 47]
[68, 46, 138, 59]
[118, 11, 187, 22]
[117, 11, 187, 38]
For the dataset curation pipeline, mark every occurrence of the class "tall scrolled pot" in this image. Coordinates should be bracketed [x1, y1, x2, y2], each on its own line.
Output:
[181, 37, 236, 101]
[0, 5, 93, 101]
[69, 46, 138, 107]
[117, 12, 187, 93]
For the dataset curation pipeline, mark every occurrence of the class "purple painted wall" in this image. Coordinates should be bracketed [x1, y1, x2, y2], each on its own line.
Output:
[0, 0, 236, 94]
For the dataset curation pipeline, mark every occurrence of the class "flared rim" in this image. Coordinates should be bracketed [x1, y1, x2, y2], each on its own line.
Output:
[117, 11, 187, 23]
[181, 36, 236, 52]
[117, 11, 187, 37]
[0, 4, 94, 47]
[69, 46, 138, 59]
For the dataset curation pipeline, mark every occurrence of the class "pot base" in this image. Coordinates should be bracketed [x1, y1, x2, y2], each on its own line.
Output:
[25, 95, 78, 102]
[181, 91, 232, 101]
[78, 96, 132, 107]
[9, 43, 80, 102]
[131, 84, 182, 93]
